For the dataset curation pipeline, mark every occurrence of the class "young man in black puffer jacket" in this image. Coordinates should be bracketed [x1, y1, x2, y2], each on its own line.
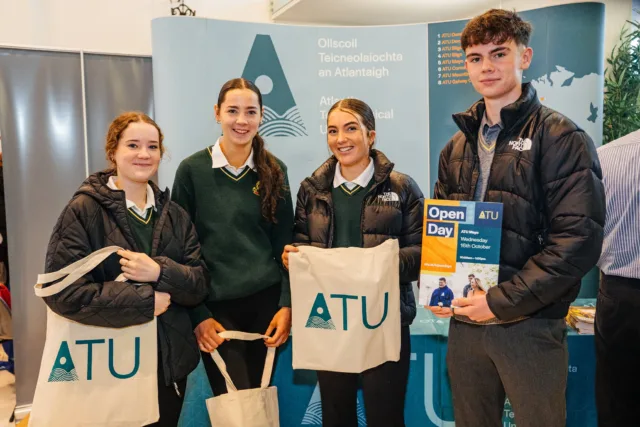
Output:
[432, 9, 605, 427]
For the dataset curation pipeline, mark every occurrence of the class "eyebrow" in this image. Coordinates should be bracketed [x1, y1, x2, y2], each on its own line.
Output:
[327, 121, 359, 129]
[467, 46, 510, 58]
[226, 105, 259, 110]
[490, 46, 509, 54]
[124, 138, 159, 143]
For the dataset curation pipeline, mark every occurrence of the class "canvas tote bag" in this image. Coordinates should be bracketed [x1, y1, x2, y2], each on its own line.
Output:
[206, 331, 279, 427]
[29, 246, 159, 427]
[289, 239, 401, 373]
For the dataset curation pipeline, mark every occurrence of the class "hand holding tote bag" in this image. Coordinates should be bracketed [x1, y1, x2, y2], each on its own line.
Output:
[29, 246, 159, 427]
[289, 239, 401, 373]
[206, 331, 280, 427]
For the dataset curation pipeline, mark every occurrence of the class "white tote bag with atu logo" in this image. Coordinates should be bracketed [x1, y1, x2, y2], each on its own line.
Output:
[29, 246, 159, 427]
[289, 239, 401, 373]
[206, 331, 280, 427]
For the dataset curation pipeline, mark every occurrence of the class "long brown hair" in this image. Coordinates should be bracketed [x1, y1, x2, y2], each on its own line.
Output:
[105, 112, 165, 171]
[217, 78, 285, 223]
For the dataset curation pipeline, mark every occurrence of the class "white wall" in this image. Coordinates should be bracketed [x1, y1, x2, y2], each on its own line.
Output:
[0, 0, 632, 58]
[603, 0, 633, 59]
[0, 0, 272, 55]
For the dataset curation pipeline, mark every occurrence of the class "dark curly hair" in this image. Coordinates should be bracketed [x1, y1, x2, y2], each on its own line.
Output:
[461, 9, 533, 51]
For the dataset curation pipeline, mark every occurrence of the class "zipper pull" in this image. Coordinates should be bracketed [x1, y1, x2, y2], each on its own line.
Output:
[173, 382, 181, 397]
[537, 234, 544, 246]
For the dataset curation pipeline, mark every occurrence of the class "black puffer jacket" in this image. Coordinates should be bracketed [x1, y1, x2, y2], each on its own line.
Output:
[434, 83, 605, 321]
[293, 150, 424, 326]
[43, 171, 209, 386]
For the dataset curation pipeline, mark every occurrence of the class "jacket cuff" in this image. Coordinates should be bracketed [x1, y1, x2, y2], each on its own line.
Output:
[188, 303, 212, 329]
[153, 259, 165, 288]
[486, 285, 515, 321]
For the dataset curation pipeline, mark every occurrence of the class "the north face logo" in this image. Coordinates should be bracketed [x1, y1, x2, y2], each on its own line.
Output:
[377, 192, 399, 202]
[508, 138, 532, 151]
[242, 34, 307, 137]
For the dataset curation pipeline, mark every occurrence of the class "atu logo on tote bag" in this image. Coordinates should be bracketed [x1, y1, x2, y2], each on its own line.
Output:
[29, 246, 159, 427]
[289, 239, 401, 374]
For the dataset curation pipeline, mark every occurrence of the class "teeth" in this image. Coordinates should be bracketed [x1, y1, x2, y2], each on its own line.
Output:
[234, 129, 249, 134]
[338, 147, 353, 152]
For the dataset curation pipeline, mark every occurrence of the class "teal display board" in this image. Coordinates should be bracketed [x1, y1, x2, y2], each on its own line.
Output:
[178, 305, 597, 427]
[152, 18, 429, 199]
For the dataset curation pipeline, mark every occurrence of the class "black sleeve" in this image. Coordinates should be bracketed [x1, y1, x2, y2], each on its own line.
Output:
[153, 205, 209, 307]
[292, 182, 312, 246]
[43, 199, 154, 328]
[433, 140, 453, 200]
[399, 176, 425, 283]
[487, 130, 606, 320]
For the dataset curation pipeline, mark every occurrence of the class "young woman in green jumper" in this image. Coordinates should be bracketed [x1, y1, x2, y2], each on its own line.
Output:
[282, 98, 424, 427]
[172, 78, 294, 395]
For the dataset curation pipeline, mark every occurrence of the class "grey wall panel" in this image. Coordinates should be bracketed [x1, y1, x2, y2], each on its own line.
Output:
[0, 48, 86, 407]
[84, 54, 154, 173]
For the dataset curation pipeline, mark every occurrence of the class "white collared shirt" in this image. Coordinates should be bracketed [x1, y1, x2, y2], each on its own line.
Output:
[107, 176, 156, 217]
[210, 138, 256, 176]
[333, 157, 374, 190]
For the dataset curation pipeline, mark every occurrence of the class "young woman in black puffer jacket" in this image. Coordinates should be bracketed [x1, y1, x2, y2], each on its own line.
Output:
[43, 112, 208, 426]
[282, 98, 424, 427]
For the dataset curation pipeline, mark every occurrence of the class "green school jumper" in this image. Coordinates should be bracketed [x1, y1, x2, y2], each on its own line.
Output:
[171, 146, 294, 327]
[331, 180, 374, 248]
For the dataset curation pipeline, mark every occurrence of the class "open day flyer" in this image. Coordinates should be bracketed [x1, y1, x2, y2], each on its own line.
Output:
[418, 200, 504, 307]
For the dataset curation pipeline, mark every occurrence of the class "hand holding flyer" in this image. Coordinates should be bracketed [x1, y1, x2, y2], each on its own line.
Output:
[418, 200, 504, 325]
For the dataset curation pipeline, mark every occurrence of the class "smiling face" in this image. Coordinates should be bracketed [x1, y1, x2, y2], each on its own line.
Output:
[215, 88, 263, 149]
[112, 121, 161, 185]
[464, 39, 532, 103]
[326, 109, 375, 170]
